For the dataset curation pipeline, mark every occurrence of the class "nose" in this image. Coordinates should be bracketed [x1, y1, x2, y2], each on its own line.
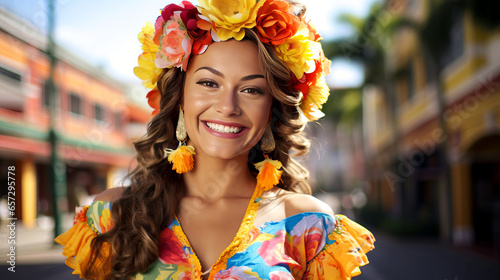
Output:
[214, 88, 241, 116]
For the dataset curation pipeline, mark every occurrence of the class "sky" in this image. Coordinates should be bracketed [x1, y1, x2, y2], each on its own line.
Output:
[0, 0, 379, 89]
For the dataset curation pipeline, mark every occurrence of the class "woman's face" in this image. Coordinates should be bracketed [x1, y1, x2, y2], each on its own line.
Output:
[182, 40, 273, 160]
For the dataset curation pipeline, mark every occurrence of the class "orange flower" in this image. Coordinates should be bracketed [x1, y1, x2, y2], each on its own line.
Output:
[254, 156, 283, 191]
[146, 88, 161, 116]
[255, 0, 300, 45]
[73, 206, 89, 225]
[165, 145, 196, 174]
[155, 15, 192, 70]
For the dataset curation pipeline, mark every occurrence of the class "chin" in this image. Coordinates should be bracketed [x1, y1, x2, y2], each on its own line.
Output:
[205, 148, 246, 160]
[196, 142, 252, 161]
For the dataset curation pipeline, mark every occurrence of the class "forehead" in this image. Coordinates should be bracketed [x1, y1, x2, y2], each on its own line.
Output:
[186, 40, 263, 75]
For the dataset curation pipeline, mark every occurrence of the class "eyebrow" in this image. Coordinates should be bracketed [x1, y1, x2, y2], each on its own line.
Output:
[195, 66, 223, 77]
[195, 66, 265, 81]
[241, 74, 265, 81]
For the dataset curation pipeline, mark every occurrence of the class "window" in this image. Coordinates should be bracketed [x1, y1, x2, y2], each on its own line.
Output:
[93, 103, 104, 122]
[42, 80, 59, 109]
[0, 65, 24, 111]
[69, 93, 82, 115]
[0, 66, 21, 82]
[115, 112, 122, 130]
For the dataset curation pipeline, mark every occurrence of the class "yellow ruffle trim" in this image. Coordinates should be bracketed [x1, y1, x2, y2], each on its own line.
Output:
[55, 221, 111, 279]
[304, 215, 375, 280]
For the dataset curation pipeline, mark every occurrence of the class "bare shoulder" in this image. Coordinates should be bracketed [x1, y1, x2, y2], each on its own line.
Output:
[93, 187, 126, 202]
[284, 193, 334, 218]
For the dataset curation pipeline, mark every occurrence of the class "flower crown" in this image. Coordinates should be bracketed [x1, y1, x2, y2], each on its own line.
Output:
[133, 0, 331, 121]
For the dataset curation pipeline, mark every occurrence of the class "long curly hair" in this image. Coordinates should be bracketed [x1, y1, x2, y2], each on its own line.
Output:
[85, 15, 312, 280]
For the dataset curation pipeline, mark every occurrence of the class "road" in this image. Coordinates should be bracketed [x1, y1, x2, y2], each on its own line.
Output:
[356, 230, 500, 280]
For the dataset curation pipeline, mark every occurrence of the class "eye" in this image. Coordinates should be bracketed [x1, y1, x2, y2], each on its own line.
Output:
[196, 79, 218, 88]
[241, 87, 264, 95]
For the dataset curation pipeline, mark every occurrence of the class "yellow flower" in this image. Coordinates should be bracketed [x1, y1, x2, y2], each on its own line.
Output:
[134, 52, 162, 89]
[198, 0, 264, 41]
[274, 24, 319, 79]
[134, 22, 162, 89]
[301, 77, 330, 121]
[138, 22, 159, 53]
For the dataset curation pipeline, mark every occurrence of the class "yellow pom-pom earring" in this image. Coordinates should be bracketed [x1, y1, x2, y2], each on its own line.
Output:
[254, 124, 282, 191]
[164, 108, 196, 174]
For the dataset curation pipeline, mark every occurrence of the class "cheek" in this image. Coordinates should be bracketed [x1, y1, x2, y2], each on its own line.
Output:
[250, 99, 273, 133]
[182, 90, 200, 135]
[258, 97, 274, 123]
[183, 99, 204, 133]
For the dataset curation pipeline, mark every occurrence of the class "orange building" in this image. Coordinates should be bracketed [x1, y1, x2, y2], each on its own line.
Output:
[0, 8, 150, 228]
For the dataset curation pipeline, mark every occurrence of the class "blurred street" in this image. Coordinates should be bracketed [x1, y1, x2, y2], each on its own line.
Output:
[1, 224, 499, 279]
[0, 215, 77, 280]
[357, 230, 500, 280]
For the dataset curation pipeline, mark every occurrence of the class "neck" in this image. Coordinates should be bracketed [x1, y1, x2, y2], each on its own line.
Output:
[182, 151, 256, 202]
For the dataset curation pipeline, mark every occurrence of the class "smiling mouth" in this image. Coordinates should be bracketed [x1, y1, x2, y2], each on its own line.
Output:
[205, 122, 243, 134]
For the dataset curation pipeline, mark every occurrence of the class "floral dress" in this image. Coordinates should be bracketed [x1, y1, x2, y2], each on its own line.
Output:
[56, 186, 375, 280]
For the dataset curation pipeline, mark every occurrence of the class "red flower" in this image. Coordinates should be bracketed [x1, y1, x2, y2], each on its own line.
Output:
[160, 1, 212, 55]
[292, 59, 323, 100]
[161, 1, 196, 25]
[146, 88, 160, 116]
[255, 0, 300, 45]
[190, 14, 212, 55]
[158, 227, 189, 264]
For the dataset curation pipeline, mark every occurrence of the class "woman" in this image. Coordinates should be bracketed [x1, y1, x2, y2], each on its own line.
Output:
[56, 1, 375, 279]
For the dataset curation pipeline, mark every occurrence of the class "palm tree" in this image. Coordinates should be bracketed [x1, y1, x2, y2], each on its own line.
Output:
[321, 2, 414, 214]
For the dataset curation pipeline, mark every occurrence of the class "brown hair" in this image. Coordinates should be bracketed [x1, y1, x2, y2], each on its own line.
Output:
[86, 9, 311, 280]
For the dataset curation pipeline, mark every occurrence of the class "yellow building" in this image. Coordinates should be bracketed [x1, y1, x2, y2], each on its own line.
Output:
[0, 7, 149, 228]
[363, 0, 500, 253]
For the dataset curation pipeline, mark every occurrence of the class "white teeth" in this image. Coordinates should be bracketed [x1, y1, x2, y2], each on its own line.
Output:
[206, 122, 243, 134]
